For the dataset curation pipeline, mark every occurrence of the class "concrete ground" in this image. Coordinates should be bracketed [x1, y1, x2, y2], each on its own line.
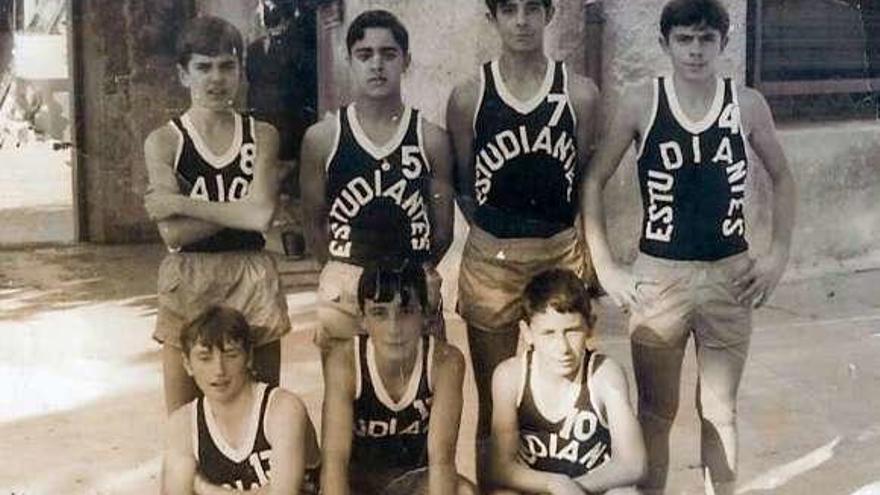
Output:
[1, 244, 879, 494]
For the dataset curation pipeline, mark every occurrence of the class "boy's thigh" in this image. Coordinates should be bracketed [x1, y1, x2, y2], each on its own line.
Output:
[627, 255, 694, 348]
[694, 254, 754, 351]
[154, 251, 290, 347]
[458, 227, 586, 333]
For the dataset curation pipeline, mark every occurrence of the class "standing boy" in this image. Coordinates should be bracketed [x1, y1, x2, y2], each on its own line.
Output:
[320, 265, 475, 495]
[581, 1, 796, 493]
[162, 306, 320, 494]
[299, 10, 454, 346]
[446, 0, 600, 478]
[489, 269, 646, 495]
[144, 16, 290, 413]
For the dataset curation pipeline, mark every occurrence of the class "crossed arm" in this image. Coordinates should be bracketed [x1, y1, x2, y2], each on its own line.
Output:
[144, 120, 282, 250]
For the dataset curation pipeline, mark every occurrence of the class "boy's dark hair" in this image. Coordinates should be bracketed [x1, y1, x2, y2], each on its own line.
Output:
[660, 0, 730, 39]
[181, 305, 253, 356]
[357, 263, 428, 313]
[176, 15, 244, 67]
[485, 0, 553, 16]
[346, 9, 409, 55]
[522, 268, 593, 324]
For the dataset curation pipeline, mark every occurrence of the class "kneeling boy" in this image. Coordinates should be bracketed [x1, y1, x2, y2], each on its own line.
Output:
[321, 264, 475, 495]
[163, 306, 320, 494]
[489, 269, 646, 494]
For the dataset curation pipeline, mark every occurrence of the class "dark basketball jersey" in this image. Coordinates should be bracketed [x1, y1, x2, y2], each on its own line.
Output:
[325, 105, 432, 267]
[194, 382, 274, 491]
[636, 76, 749, 260]
[171, 112, 265, 252]
[472, 59, 579, 238]
[517, 350, 612, 477]
[351, 334, 434, 475]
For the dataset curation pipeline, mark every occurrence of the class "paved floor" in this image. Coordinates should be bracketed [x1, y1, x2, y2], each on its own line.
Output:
[1, 244, 879, 494]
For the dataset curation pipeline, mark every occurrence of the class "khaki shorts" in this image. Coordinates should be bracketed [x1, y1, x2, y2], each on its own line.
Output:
[316, 260, 444, 345]
[153, 251, 291, 348]
[628, 252, 753, 349]
[457, 225, 591, 332]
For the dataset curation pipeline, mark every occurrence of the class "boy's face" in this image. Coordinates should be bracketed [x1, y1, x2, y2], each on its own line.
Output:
[525, 307, 590, 379]
[179, 53, 241, 111]
[349, 27, 409, 100]
[661, 25, 727, 82]
[363, 292, 424, 347]
[183, 337, 251, 403]
[490, 0, 553, 53]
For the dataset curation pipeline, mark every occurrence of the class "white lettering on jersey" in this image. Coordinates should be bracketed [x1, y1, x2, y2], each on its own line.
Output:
[659, 141, 683, 170]
[547, 93, 568, 127]
[645, 169, 674, 242]
[240, 142, 257, 174]
[221, 449, 270, 491]
[474, 125, 575, 205]
[721, 159, 748, 237]
[354, 417, 427, 437]
[692, 136, 702, 164]
[718, 103, 740, 135]
[328, 167, 430, 259]
[519, 433, 610, 470]
[712, 137, 733, 164]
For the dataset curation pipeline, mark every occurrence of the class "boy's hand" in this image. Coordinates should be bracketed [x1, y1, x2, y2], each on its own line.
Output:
[597, 263, 656, 310]
[144, 190, 183, 221]
[734, 253, 787, 308]
[546, 474, 586, 495]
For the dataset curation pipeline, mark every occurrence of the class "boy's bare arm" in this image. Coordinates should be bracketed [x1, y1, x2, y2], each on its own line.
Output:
[423, 121, 455, 266]
[575, 358, 647, 492]
[446, 79, 479, 225]
[162, 405, 198, 495]
[299, 118, 334, 265]
[426, 343, 465, 495]
[568, 73, 601, 188]
[488, 359, 579, 494]
[143, 126, 223, 250]
[262, 390, 313, 495]
[320, 341, 356, 495]
[145, 121, 281, 233]
[734, 87, 796, 307]
[581, 82, 652, 308]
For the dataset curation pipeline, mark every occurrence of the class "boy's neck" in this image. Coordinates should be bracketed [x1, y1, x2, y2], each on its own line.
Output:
[671, 71, 718, 107]
[372, 338, 420, 390]
[186, 106, 235, 127]
[499, 50, 548, 77]
[208, 380, 256, 427]
[353, 95, 405, 125]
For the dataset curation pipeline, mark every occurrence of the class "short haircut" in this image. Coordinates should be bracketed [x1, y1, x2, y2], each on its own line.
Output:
[357, 263, 428, 313]
[181, 305, 253, 356]
[660, 0, 730, 39]
[522, 268, 593, 325]
[346, 9, 409, 55]
[485, 0, 553, 16]
[176, 15, 244, 67]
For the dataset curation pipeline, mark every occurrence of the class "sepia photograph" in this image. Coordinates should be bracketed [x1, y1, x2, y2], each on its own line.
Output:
[1, 0, 879, 493]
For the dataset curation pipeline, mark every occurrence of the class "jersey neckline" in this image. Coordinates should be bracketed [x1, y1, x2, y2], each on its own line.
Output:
[366, 337, 424, 412]
[347, 104, 413, 160]
[663, 75, 725, 135]
[180, 112, 244, 169]
[202, 382, 267, 463]
[491, 58, 555, 115]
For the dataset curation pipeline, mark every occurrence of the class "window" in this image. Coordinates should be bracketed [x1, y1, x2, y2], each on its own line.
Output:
[747, 0, 880, 121]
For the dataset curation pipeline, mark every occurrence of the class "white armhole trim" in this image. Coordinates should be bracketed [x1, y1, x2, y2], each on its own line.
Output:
[515, 354, 528, 408]
[353, 335, 362, 399]
[191, 401, 199, 462]
[324, 110, 342, 173]
[427, 336, 436, 392]
[562, 62, 577, 129]
[171, 122, 185, 174]
[587, 353, 609, 428]
[634, 78, 659, 161]
[472, 67, 486, 136]
[731, 79, 748, 139]
[263, 386, 280, 444]
[417, 115, 433, 174]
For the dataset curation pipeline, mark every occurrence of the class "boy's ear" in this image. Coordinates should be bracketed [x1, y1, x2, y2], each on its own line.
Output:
[720, 33, 729, 52]
[177, 64, 191, 88]
[403, 52, 412, 72]
[181, 352, 194, 377]
[519, 319, 533, 346]
[545, 4, 556, 23]
[658, 35, 670, 53]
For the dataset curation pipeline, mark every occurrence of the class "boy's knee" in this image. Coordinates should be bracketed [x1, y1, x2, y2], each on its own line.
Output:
[639, 401, 678, 427]
[697, 393, 737, 427]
